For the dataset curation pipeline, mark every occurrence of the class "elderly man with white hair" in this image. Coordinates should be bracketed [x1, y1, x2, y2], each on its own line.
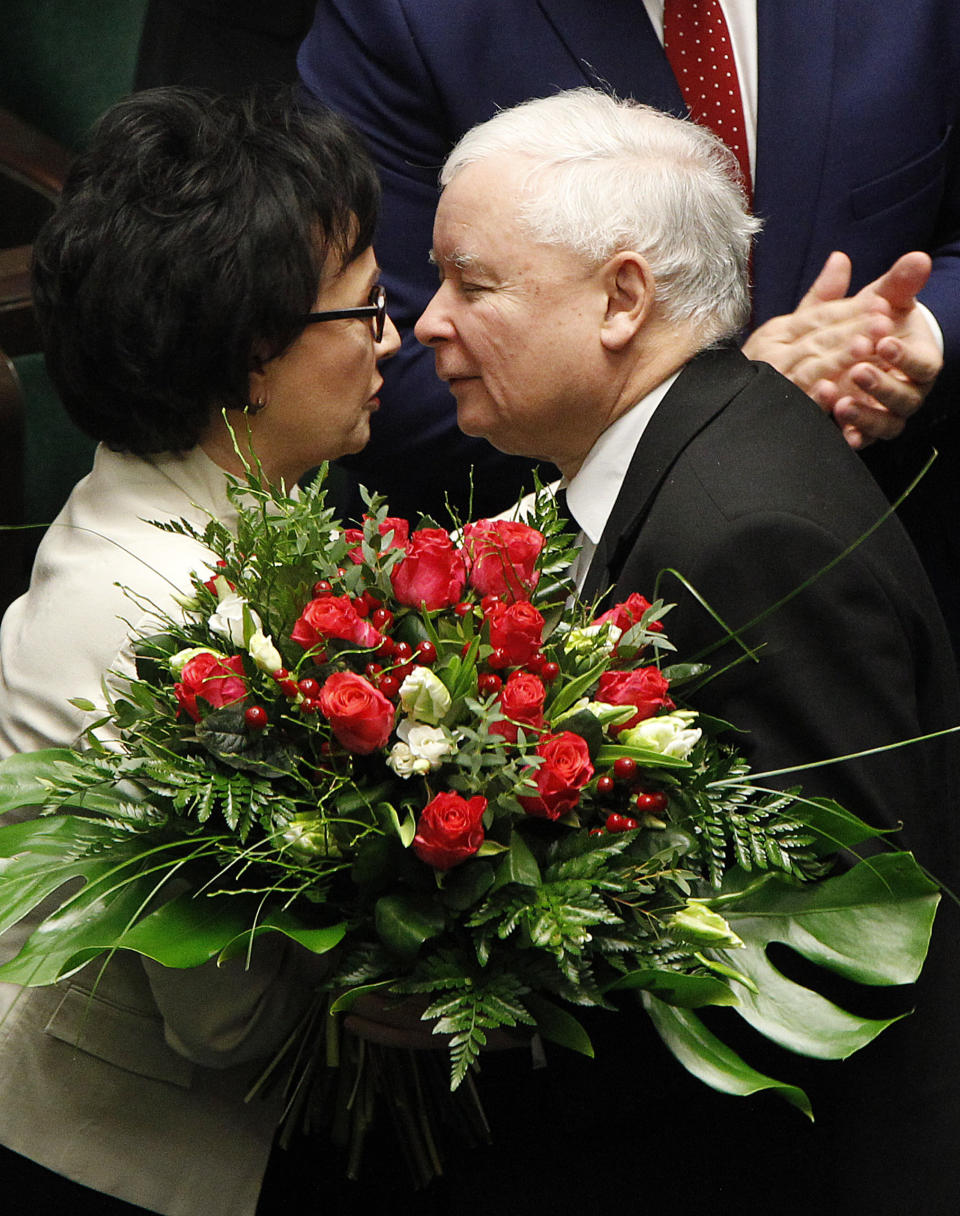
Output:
[407, 89, 960, 1216]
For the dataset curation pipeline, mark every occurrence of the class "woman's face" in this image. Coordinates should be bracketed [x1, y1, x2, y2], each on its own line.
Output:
[223, 245, 400, 486]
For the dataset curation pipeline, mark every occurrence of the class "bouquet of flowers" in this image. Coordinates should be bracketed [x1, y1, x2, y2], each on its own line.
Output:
[0, 466, 939, 1182]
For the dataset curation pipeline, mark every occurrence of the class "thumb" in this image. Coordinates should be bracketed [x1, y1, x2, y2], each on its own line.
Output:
[867, 251, 932, 311]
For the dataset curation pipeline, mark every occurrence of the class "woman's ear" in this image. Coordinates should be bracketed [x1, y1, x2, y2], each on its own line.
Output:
[599, 251, 655, 351]
[248, 355, 269, 412]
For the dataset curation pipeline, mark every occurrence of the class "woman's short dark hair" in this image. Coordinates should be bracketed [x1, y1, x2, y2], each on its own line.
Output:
[32, 87, 381, 454]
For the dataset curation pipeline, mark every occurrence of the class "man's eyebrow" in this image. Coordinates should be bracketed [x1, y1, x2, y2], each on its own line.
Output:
[427, 248, 489, 274]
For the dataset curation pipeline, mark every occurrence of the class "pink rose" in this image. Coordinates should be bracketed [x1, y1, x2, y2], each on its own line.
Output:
[291, 594, 383, 652]
[317, 671, 395, 754]
[490, 670, 546, 744]
[488, 600, 545, 667]
[464, 519, 544, 602]
[519, 731, 594, 821]
[413, 791, 487, 869]
[595, 667, 675, 732]
[174, 652, 247, 722]
[390, 528, 467, 610]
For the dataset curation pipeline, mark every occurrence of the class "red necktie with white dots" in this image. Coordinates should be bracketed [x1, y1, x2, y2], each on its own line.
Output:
[663, 0, 752, 206]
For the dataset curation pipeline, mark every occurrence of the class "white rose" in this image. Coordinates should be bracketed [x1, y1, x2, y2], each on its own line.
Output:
[622, 711, 702, 759]
[208, 593, 262, 648]
[398, 666, 451, 724]
[397, 719, 457, 770]
[386, 741, 430, 778]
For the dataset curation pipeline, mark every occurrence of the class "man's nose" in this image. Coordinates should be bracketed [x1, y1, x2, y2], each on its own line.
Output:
[414, 288, 451, 347]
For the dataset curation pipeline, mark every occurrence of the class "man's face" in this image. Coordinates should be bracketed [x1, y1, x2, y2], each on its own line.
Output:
[414, 156, 618, 476]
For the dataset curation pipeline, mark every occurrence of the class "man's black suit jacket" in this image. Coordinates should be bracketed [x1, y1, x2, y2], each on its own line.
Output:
[583, 346, 958, 864]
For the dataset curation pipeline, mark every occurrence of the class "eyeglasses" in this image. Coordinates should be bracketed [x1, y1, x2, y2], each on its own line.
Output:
[303, 283, 387, 342]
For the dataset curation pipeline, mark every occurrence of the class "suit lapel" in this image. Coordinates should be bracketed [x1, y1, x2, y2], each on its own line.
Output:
[536, 0, 685, 113]
[753, 1, 839, 320]
[581, 347, 757, 603]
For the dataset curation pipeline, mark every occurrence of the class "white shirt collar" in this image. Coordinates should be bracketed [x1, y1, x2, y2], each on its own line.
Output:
[566, 369, 681, 544]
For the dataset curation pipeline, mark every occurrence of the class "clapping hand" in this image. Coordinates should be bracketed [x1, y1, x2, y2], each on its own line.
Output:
[743, 250, 942, 448]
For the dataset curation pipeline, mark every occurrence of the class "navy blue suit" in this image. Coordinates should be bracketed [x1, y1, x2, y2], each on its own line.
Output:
[298, 0, 960, 641]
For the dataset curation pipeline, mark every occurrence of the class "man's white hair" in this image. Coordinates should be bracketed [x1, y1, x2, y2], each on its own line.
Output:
[440, 88, 762, 345]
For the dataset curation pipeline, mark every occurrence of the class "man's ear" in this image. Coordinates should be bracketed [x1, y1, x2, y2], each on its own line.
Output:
[599, 251, 655, 351]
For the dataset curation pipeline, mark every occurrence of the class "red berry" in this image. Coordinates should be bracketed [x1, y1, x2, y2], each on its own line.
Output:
[351, 596, 370, 617]
[244, 706, 268, 730]
[589, 827, 605, 836]
[596, 774, 616, 796]
[297, 677, 320, 698]
[300, 698, 320, 716]
[636, 790, 669, 814]
[372, 607, 394, 631]
[393, 662, 414, 681]
[363, 591, 382, 611]
[312, 580, 333, 597]
[364, 662, 383, 678]
[478, 672, 503, 696]
[605, 813, 640, 833]
[272, 667, 290, 682]
[613, 757, 637, 781]
[540, 661, 560, 683]
[454, 601, 474, 617]
[488, 648, 509, 670]
[378, 674, 400, 698]
[526, 653, 544, 674]
[279, 679, 299, 698]
[414, 640, 438, 665]
[480, 594, 500, 615]
[394, 641, 413, 662]
[377, 636, 397, 657]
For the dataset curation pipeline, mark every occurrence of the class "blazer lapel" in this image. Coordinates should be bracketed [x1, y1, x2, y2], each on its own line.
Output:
[536, 0, 684, 113]
[753, 1, 839, 320]
[581, 346, 757, 603]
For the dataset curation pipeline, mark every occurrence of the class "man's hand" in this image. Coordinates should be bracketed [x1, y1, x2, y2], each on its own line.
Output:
[743, 251, 942, 448]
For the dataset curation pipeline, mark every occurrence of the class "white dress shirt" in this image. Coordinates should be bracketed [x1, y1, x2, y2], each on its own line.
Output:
[566, 370, 682, 590]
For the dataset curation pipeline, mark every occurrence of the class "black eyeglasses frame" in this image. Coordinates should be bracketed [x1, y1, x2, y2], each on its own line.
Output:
[303, 283, 387, 342]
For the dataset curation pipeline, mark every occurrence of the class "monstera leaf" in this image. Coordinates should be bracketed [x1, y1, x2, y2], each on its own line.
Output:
[0, 814, 343, 984]
[645, 852, 939, 1115]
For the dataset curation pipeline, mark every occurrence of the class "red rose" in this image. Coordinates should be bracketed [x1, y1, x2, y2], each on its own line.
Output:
[595, 667, 675, 732]
[463, 519, 545, 601]
[490, 670, 546, 743]
[291, 594, 383, 652]
[317, 671, 395, 753]
[595, 593, 663, 637]
[344, 516, 410, 564]
[390, 528, 467, 610]
[519, 731, 594, 821]
[488, 600, 544, 666]
[174, 652, 247, 722]
[413, 791, 487, 870]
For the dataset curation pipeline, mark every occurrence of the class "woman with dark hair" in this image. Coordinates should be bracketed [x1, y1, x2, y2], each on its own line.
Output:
[0, 87, 398, 1214]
